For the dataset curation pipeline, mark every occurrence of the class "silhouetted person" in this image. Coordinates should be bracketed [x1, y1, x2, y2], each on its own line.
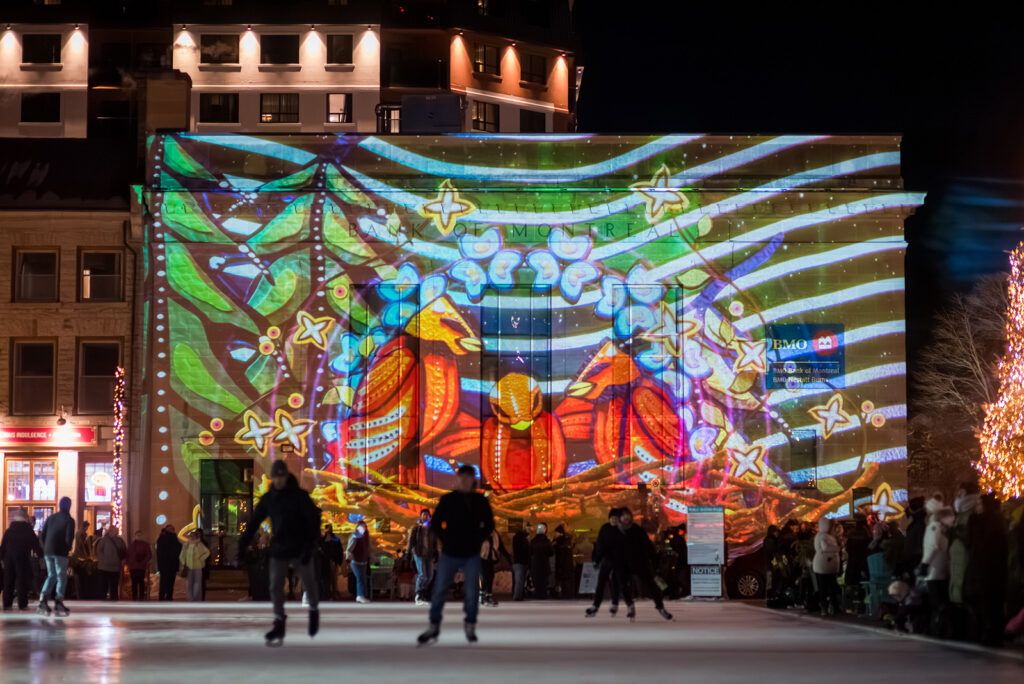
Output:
[156, 524, 182, 601]
[511, 530, 530, 601]
[94, 525, 126, 601]
[127, 530, 153, 600]
[619, 507, 672, 621]
[38, 496, 74, 616]
[586, 508, 627, 617]
[529, 524, 554, 600]
[407, 509, 435, 606]
[1, 507, 42, 611]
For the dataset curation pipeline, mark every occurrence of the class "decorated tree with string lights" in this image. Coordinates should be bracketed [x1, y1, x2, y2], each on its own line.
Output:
[111, 366, 126, 531]
[977, 243, 1024, 498]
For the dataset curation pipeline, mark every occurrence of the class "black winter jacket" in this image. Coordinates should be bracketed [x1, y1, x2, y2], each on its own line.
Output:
[512, 531, 530, 565]
[622, 524, 656, 572]
[1, 520, 43, 563]
[432, 490, 495, 558]
[41, 511, 75, 557]
[239, 474, 321, 559]
[592, 522, 625, 565]
[156, 530, 183, 571]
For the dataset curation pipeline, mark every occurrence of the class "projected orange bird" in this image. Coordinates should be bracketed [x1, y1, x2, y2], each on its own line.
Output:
[556, 342, 687, 484]
[327, 296, 481, 480]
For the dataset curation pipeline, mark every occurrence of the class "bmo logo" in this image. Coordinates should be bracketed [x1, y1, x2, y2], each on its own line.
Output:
[812, 329, 839, 356]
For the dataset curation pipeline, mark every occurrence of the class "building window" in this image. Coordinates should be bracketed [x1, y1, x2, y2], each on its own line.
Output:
[326, 93, 353, 123]
[21, 34, 62, 64]
[260, 35, 299, 65]
[83, 461, 115, 504]
[472, 101, 499, 132]
[477, 0, 490, 15]
[326, 34, 353, 64]
[520, 108, 546, 133]
[20, 93, 60, 123]
[80, 251, 122, 302]
[522, 54, 547, 84]
[14, 250, 58, 302]
[260, 93, 299, 123]
[198, 93, 239, 123]
[11, 341, 55, 416]
[200, 34, 240, 64]
[473, 44, 500, 76]
[5, 457, 57, 533]
[78, 341, 120, 415]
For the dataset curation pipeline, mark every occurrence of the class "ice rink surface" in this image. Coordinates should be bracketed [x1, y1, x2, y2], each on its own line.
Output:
[1, 600, 1022, 684]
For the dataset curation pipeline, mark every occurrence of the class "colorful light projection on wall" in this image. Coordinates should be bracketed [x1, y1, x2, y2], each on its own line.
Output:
[139, 134, 922, 557]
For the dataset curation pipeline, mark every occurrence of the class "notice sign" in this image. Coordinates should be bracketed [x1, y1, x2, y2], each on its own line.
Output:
[691, 565, 722, 597]
[578, 562, 598, 595]
[765, 323, 845, 390]
[0, 426, 97, 448]
[687, 505, 724, 565]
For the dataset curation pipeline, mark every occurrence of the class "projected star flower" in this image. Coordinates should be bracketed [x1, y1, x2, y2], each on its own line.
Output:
[450, 226, 523, 301]
[808, 393, 853, 440]
[630, 164, 689, 224]
[419, 179, 475, 236]
[292, 311, 335, 351]
[728, 444, 765, 478]
[234, 410, 276, 457]
[871, 482, 903, 521]
[733, 338, 767, 374]
[272, 408, 314, 456]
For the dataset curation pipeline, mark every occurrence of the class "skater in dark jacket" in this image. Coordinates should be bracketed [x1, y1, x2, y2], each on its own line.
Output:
[238, 460, 322, 646]
[2, 508, 43, 611]
[418, 464, 495, 646]
[530, 524, 554, 599]
[156, 525, 182, 600]
[619, 507, 673, 621]
[586, 508, 629, 616]
[38, 496, 75, 616]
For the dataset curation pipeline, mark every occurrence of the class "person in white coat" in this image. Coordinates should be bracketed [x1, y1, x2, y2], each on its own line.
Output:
[919, 496, 954, 610]
[812, 517, 841, 616]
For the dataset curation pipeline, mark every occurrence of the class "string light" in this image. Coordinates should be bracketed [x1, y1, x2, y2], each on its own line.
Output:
[977, 243, 1024, 498]
[112, 366, 126, 531]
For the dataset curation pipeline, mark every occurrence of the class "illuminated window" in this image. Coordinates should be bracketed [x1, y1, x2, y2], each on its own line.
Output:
[260, 35, 299, 64]
[477, 0, 489, 15]
[11, 341, 55, 416]
[326, 34, 353, 64]
[473, 44, 499, 76]
[260, 93, 299, 123]
[80, 251, 122, 301]
[198, 93, 239, 123]
[15, 250, 58, 301]
[472, 101, 499, 132]
[327, 93, 353, 123]
[522, 54, 547, 84]
[84, 462, 115, 503]
[21, 34, 61, 64]
[20, 92, 60, 123]
[520, 109, 545, 133]
[78, 341, 120, 415]
[5, 457, 57, 533]
[200, 34, 239, 64]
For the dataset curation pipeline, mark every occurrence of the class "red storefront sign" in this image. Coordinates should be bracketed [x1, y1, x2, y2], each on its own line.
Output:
[0, 426, 97, 448]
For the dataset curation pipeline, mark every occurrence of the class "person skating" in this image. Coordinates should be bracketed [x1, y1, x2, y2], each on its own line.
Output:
[156, 524, 182, 600]
[618, 508, 672, 621]
[1, 507, 43, 612]
[529, 524, 554, 600]
[407, 509, 436, 606]
[238, 460, 322, 647]
[38, 497, 75, 616]
[586, 508, 628, 617]
[346, 520, 372, 603]
[417, 464, 495, 646]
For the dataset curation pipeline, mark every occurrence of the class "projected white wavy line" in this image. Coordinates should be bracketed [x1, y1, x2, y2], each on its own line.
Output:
[734, 278, 904, 332]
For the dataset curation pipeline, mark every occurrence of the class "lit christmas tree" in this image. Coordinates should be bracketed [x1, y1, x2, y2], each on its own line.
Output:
[977, 244, 1024, 498]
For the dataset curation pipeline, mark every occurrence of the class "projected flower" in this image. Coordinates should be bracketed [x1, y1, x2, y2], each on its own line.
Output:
[526, 228, 599, 302]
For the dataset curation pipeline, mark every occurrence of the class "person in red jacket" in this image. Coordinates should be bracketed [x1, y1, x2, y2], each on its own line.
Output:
[126, 530, 153, 601]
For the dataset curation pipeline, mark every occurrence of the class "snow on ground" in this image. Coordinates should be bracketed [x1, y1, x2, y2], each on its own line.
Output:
[1, 600, 1021, 684]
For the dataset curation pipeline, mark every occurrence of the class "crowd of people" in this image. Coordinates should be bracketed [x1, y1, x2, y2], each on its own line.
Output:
[764, 482, 1024, 647]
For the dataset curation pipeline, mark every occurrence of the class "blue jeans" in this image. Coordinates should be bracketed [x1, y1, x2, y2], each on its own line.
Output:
[41, 555, 69, 601]
[429, 553, 480, 625]
[513, 563, 527, 600]
[351, 561, 369, 599]
[413, 554, 434, 598]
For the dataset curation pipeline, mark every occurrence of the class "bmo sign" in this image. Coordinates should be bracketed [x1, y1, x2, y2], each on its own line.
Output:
[765, 324, 845, 390]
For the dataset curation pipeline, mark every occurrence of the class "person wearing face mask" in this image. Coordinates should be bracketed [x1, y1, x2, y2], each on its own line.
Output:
[346, 520, 372, 604]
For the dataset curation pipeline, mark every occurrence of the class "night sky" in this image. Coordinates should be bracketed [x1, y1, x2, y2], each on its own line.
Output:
[574, 3, 1024, 357]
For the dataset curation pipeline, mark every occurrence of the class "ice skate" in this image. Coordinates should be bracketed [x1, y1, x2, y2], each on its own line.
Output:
[609, 603, 618, 616]
[657, 608, 674, 621]
[414, 595, 428, 607]
[417, 623, 440, 647]
[585, 605, 598, 618]
[464, 621, 478, 643]
[265, 617, 286, 647]
[36, 600, 51, 617]
[308, 609, 319, 637]
[53, 600, 70, 617]
[626, 605, 636, 622]
[355, 596, 370, 604]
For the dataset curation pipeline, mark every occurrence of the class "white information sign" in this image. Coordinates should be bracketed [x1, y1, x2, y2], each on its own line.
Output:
[690, 565, 722, 597]
[578, 562, 598, 595]
[687, 505, 725, 564]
